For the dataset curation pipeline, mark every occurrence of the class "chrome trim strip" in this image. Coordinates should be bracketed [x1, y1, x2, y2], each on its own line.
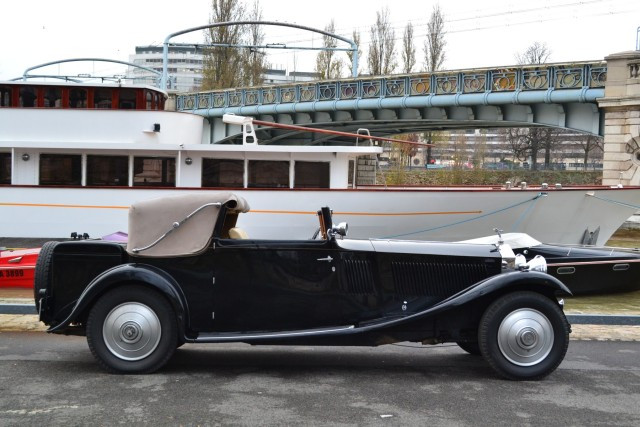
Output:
[191, 325, 355, 343]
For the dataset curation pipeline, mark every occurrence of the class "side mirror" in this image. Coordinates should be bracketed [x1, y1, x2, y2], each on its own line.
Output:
[330, 222, 348, 238]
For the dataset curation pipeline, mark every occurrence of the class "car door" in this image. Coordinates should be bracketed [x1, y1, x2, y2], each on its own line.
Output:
[209, 239, 348, 332]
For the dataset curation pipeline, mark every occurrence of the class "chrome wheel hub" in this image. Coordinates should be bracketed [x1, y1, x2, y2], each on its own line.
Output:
[103, 303, 161, 361]
[497, 308, 553, 366]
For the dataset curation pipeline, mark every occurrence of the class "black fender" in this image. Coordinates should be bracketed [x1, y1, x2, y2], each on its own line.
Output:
[47, 263, 188, 334]
[353, 270, 571, 334]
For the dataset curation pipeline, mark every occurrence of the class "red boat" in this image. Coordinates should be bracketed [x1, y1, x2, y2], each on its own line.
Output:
[0, 247, 40, 288]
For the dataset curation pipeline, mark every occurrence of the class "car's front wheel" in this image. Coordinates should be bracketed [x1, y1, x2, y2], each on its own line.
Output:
[86, 285, 177, 374]
[478, 291, 569, 380]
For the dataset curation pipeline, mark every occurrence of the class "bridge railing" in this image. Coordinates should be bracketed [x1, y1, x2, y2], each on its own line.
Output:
[176, 61, 607, 111]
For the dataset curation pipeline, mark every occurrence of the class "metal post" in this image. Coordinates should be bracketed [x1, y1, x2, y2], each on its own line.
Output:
[161, 41, 169, 90]
[351, 43, 358, 78]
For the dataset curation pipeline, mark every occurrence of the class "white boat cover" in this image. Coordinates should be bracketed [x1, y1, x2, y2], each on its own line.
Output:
[459, 232, 542, 249]
[127, 192, 249, 257]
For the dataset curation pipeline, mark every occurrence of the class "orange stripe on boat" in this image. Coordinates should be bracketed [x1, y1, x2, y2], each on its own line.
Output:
[250, 210, 483, 216]
[0, 202, 129, 209]
[0, 203, 483, 217]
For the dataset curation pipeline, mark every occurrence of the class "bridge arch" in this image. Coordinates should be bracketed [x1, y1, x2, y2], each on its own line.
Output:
[161, 21, 359, 89]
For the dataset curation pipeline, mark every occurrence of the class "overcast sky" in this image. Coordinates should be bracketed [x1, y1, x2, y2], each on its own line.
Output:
[1, 0, 638, 80]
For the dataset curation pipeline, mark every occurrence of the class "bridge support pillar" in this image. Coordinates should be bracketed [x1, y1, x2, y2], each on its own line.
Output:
[599, 51, 640, 185]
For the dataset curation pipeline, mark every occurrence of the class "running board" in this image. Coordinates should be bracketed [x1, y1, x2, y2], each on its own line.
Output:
[188, 325, 355, 343]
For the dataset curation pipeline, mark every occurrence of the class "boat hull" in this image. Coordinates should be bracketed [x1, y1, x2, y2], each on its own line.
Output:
[0, 248, 39, 289]
[518, 245, 640, 295]
[1, 185, 639, 245]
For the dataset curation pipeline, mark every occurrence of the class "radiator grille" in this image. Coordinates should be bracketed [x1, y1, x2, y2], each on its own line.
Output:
[392, 260, 490, 296]
[342, 259, 375, 294]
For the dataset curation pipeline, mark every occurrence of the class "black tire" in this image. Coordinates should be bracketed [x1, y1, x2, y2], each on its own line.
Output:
[33, 241, 59, 303]
[456, 340, 481, 355]
[478, 291, 569, 381]
[86, 285, 177, 374]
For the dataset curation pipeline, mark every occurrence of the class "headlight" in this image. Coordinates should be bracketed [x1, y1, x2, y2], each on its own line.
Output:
[526, 255, 547, 273]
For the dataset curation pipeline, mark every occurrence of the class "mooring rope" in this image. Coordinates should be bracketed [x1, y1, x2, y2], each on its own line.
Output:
[511, 192, 544, 231]
[382, 192, 546, 239]
[586, 194, 640, 210]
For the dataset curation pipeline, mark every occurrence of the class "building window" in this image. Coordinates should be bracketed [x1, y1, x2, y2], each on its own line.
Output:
[133, 157, 175, 187]
[0, 86, 12, 107]
[39, 154, 81, 186]
[94, 89, 112, 109]
[86, 155, 129, 186]
[294, 161, 330, 188]
[19, 86, 37, 107]
[119, 89, 136, 109]
[248, 160, 289, 188]
[202, 159, 244, 188]
[0, 153, 10, 184]
[69, 88, 87, 108]
[43, 88, 62, 108]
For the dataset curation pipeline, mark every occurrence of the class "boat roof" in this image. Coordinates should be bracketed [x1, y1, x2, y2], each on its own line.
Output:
[127, 192, 249, 258]
[0, 80, 167, 95]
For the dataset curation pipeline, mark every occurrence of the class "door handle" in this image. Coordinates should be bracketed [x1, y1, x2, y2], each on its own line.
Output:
[317, 256, 333, 262]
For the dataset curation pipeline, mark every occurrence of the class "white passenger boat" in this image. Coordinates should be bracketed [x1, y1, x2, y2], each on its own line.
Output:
[1, 80, 639, 245]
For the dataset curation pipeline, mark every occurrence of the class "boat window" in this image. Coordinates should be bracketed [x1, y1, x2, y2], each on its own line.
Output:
[86, 155, 129, 186]
[94, 89, 112, 109]
[0, 86, 12, 107]
[145, 90, 153, 110]
[19, 86, 37, 107]
[119, 89, 136, 109]
[348, 160, 355, 187]
[43, 88, 62, 108]
[133, 157, 176, 187]
[0, 153, 10, 184]
[69, 88, 88, 108]
[39, 154, 81, 186]
[202, 158, 244, 188]
[248, 160, 289, 188]
[294, 161, 330, 188]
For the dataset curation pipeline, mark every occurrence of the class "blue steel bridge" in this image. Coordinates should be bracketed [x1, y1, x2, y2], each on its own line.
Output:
[175, 61, 607, 145]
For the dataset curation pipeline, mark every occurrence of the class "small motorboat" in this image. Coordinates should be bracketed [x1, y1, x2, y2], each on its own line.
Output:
[0, 247, 40, 288]
[462, 233, 640, 295]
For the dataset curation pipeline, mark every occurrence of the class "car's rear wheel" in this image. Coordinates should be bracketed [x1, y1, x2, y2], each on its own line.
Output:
[478, 291, 569, 380]
[86, 285, 177, 374]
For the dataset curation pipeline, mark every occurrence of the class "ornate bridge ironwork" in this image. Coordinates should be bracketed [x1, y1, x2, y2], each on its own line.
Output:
[176, 61, 607, 144]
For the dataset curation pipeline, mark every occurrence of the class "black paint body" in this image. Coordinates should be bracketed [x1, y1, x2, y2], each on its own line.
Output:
[35, 210, 570, 347]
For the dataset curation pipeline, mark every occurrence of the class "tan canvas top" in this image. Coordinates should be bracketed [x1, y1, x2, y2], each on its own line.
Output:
[127, 192, 249, 257]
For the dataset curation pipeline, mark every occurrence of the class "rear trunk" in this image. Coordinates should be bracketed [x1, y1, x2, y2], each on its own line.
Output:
[35, 241, 127, 327]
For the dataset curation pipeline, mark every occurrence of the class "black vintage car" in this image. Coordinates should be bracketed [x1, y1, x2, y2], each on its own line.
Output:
[34, 193, 571, 380]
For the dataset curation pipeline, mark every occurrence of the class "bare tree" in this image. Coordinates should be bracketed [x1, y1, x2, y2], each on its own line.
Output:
[505, 127, 560, 170]
[401, 22, 416, 74]
[346, 30, 362, 76]
[515, 41, 551, 65]
[202, 0, 246, 90]
[422, 4, 446, 166]
[423, 4, 446, 72]
[242, 0, 267, 86]
[506, 41, 559, 169]
[579, 134, 604, 167]
[367, 7, 396, 75]
[315, 20, 344, 80]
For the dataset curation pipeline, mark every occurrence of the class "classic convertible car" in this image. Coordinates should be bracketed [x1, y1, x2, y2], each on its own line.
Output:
[34, 193, 571, 380]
